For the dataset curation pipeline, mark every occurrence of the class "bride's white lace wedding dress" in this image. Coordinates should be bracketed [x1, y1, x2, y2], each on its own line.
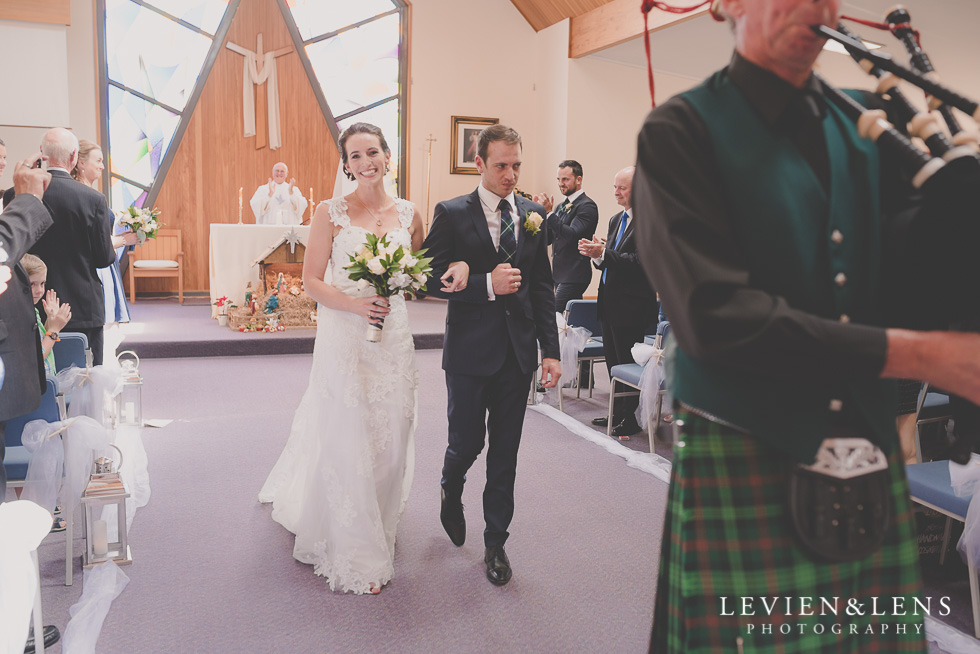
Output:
[258, 197, 418, 594]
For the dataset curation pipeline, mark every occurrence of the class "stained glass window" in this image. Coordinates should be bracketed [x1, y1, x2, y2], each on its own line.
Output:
[286, 0, 396, 42]
[110, 178, 149, 210]
[107, 86, 181, 188]
[105, 0, 214, 111]
[101, 0, 231, 208]
[305, 14, 399, 119]
[142, 0, 229, 34]
[286, 2, 407, 194]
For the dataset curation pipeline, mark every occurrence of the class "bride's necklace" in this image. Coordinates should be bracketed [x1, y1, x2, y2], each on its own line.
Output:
[355, 195, 389, 228]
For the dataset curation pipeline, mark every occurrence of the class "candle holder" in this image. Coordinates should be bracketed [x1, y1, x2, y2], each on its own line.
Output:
[115, 350, 143, 427]
[81, 477, 132, 568]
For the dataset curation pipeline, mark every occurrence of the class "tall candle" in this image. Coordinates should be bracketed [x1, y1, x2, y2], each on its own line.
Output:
[238, 186, 243, 224]
[93, 519, 108, 556]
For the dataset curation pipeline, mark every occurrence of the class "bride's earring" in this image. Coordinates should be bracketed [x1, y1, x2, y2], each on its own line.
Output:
[385, 162, 390, 174]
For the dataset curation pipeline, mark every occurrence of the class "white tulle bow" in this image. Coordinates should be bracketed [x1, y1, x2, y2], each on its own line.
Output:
[20, 416, 112, 517]
[556, 313, 592, 389]
[630, 343, 670, 433]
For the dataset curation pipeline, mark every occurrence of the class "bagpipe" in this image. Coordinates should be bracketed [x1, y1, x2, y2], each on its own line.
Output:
[817, 13, 980, 463]
[640, 2, 980, 460]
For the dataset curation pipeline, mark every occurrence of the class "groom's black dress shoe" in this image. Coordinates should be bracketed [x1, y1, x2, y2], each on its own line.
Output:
[591, 416, 609, 427]
[485, 545, 513, 586]
[440, 488, 466, 547]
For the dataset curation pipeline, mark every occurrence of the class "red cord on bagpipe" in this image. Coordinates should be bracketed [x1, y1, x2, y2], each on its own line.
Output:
[638, 5, 922, 109]
[840, 14, 921, 48]
[641, 0, 720, 107]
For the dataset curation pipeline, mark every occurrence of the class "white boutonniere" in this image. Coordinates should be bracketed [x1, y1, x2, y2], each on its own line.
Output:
[523, 211, 543, 235]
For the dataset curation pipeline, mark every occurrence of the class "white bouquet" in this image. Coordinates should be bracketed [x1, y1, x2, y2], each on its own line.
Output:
[118, 206, 162, 244]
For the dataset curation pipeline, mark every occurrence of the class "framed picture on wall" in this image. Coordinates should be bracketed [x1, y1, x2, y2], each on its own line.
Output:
[450, 116, 499, 174]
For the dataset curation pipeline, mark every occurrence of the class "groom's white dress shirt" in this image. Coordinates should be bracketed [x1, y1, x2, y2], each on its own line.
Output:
[478, 183, 519, 301]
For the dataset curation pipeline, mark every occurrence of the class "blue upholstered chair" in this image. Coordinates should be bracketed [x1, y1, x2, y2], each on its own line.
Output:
[905, 460, 980, 638]
[4, 376, 63, 488]
[52, 332, 90, 372]
[3, 375, 73, 585]
[562, 300, 605, 410]
[913, 383, 952, 463]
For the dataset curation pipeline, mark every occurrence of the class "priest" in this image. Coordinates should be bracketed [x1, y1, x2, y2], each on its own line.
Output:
[250, 162, 306, 225]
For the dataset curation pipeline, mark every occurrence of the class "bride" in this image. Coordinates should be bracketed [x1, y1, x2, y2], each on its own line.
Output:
[259, 123, 437, 594]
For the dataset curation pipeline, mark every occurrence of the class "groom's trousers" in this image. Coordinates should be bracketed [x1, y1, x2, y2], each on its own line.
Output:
[442, 344, 532, 548]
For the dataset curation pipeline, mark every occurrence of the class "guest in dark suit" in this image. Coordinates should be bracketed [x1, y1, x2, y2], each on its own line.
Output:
[1, 154, 54, 501]
[579, 166, 658, 439]
[423, 124, 561, 586]
[533, 160, 599, 311]
[4, 129, 133, 365]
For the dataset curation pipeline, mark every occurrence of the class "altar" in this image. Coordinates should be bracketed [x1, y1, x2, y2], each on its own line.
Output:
[209, 223, 312, 316]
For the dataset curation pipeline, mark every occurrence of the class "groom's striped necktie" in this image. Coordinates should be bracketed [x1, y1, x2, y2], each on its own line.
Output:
[498, 199, 517, 263]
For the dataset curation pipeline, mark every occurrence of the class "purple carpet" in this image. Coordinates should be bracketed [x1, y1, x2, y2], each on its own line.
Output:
[31, 351, 667, 653]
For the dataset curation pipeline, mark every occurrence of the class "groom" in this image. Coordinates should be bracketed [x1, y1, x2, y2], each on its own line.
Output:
[424, 124, 561, 586]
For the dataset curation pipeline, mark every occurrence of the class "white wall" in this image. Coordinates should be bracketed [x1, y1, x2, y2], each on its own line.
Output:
[564, 59, 698, 297]
[0, 0, 99, 193]
[406, 0, 564, 223]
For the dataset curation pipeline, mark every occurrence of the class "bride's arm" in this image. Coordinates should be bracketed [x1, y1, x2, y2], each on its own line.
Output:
[303, 203, 389, 323]
[412, 204, 468, 292]
[410, 205, 424, 252]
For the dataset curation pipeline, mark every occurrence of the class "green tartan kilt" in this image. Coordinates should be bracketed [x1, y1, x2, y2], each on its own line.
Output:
[650, 413, 927, 653]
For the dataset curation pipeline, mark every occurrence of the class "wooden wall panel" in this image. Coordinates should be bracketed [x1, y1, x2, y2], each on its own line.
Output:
[143, 0, 339, 294]
[0, 0, 70, 25]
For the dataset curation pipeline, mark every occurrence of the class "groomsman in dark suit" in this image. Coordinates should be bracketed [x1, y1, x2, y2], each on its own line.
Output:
[423, 124, 561, 586]
[4, 129, 133, 365]
[534, 160, 599, 311]
[579, 166, 658, 439]
[1, 154, 54, 500]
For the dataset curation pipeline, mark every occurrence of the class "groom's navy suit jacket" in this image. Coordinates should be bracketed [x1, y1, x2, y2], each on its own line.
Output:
[424, 189, 560, 375]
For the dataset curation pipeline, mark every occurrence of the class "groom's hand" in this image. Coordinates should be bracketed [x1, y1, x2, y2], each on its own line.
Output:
[491, 263, 521, 295]
[540, 358, 561, 389]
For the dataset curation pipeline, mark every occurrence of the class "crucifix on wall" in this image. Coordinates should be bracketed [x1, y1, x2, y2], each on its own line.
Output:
[226, 33, 294, 150]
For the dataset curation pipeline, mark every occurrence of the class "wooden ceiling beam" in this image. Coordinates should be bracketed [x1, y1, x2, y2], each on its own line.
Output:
[509, 0, 610, 32]
[569, 0, 707, 58]
[0, 0, 70, 25]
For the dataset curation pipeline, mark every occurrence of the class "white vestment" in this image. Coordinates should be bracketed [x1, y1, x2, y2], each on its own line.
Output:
[250, 182, 306, 225]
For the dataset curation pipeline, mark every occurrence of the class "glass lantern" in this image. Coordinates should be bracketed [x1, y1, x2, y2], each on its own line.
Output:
[81, 480, 132, 568]
[115, 350, 143, 427]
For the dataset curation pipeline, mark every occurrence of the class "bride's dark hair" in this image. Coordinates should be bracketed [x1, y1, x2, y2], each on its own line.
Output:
[338, 123, 391, 181]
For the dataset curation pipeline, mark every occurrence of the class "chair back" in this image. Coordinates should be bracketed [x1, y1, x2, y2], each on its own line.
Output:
[133, 228, 181, 263]
[565, 300, 601, 338]
[52, 333, 89, 372]
[655, 320, 671, 348]
[5, 376, 61, 448]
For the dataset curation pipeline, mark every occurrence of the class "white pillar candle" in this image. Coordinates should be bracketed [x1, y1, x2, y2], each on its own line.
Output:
[92, 519, 108, 556]
[124, 402, 135, 424]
